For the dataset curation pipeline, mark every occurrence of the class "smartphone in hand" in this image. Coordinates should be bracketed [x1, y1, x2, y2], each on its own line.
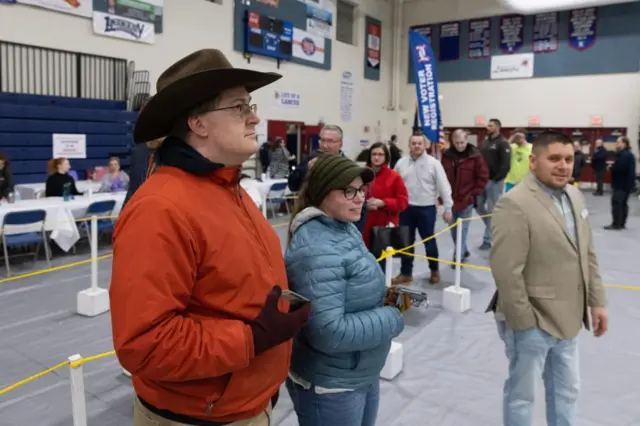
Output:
[281, 290, 310, 310]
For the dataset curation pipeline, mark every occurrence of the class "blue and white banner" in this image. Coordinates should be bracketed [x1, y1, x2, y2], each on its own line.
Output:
[0, 0, 17, 4]
[568, 7, 597, 51]
[532, 12, 558, 53]
[409, 30, 442, 144]
[499, 14, 524, 53]
[438, 22, 460, 61]
[468, 18, 491, 59]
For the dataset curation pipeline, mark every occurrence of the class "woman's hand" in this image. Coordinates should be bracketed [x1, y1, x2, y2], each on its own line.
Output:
[367, 198, 385, 210]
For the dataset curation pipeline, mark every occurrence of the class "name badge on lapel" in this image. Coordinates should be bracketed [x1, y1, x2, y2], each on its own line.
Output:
[581, 209, 589, 219]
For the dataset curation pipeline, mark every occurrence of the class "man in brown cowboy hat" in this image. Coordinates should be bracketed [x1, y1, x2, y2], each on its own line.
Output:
[109, 49, 311, 426]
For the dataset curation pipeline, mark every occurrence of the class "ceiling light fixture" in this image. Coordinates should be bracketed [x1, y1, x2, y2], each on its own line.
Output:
[498, 0, 638, 13]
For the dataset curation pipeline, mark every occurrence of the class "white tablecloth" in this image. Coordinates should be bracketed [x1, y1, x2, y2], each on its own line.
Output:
[0, 193, 125, 251]
[15, 180, 103, 200]
[240, 178, 288, 207]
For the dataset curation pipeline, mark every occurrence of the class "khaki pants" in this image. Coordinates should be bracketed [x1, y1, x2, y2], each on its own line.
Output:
[133, 396, 271, 426]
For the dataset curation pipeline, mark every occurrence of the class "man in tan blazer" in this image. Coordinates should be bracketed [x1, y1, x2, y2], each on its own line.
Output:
[487, 131, 608, 426]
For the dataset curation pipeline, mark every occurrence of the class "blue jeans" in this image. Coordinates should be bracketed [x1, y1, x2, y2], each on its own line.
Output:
[285, 378, 380, 426]
[399, 205, 438, 274]
[496, 321, 580, 426]
[475, 180, 504, 245]
[449, 205, 473, 256]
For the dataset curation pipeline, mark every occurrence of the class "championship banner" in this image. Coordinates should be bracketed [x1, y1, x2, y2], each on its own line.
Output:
[532, 12, 558, 53]
[568, 7, 597, 51]
[499, 14, 524, 53]
[438, 21, 460, 61]
[409, 30, 442, 145]
[468, 18, 491, 59]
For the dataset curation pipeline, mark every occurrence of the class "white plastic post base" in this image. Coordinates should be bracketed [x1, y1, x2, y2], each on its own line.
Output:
[442, 285, 471, 313]
[380, 341, 403, 380]
[77, 288, 110, 317]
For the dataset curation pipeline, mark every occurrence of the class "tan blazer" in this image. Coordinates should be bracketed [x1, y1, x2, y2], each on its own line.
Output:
[487, 173, 607, 340]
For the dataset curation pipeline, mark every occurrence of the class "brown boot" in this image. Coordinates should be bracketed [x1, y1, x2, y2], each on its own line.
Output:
[429, 271, 440, 285]
[392, 274, 412, 285]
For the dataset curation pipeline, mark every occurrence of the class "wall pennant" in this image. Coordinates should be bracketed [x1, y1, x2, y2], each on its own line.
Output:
[532, 12, 558, 53]
[468, 18, 491, 59]
[438, 21, 460, 61]
[364, 16, 382, 81]
[568, 7, 598, 51]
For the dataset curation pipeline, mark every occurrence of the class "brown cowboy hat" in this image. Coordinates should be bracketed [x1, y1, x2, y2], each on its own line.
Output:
[133, 49, 281, 143]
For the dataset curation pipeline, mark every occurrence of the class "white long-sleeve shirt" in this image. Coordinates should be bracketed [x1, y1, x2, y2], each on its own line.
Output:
[394, 153, 453, 212]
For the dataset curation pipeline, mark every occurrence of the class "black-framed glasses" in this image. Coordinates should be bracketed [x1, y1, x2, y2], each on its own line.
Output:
[211, 103, 258, 117]
[342, 185, 369, 200]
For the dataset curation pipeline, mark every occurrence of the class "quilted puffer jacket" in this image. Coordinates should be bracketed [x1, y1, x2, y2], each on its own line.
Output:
[285, 207, 404, 389]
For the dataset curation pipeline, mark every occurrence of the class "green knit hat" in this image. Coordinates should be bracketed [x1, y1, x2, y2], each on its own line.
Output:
[305, 154, 375, 206]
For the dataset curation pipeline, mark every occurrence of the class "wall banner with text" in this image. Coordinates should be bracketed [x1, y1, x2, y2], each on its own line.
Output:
[93, 0, 163, 34]
[499, 14, 524, 53]
[438, 22, 460, 61]
[410, 24, 431, 43]
[468, 18, 491, 59]
[568, 7, 597, 51]
[532, 12, 558, 53]
[409, 30, 442, 144]
[93, 11, 155, 44]
[364, 16, 381, 81]
[18, 0, 92, 17]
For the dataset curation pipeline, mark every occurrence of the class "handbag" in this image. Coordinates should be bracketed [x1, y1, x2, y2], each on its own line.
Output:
[370, 221, 412, 259]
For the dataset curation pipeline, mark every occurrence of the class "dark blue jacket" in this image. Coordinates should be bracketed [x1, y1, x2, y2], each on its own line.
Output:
[590, 146, 607, 172]
[611, 148, 636, 193]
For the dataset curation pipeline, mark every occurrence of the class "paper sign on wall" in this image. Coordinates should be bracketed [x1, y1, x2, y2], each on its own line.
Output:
[53, 134, 86, 159]
[93, 11, 155, 44]
[17, 0, 92, 17]
[274, 91, 300, 108]
[491, 53, 534, 80]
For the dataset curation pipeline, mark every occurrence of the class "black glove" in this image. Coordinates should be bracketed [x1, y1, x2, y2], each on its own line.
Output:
[250, 286, 311, 355]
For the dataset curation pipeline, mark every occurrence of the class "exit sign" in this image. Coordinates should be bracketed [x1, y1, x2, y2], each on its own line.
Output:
[590, 115, 603, 127]
[528, 116, 541, 127]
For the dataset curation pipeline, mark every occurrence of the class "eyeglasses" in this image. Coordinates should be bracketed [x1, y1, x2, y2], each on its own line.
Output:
[342, 185, 368, 200]
[211, 103, 258, 117]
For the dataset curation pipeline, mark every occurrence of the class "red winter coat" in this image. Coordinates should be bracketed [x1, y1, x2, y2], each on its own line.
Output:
[441, 145, 489, 213]
[362, 164, 409, 248]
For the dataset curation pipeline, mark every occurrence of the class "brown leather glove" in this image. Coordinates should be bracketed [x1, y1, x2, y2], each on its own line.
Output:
[250, 286, 311, 355]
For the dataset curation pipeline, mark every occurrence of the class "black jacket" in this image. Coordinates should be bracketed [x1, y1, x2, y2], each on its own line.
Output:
[611, 148, 636, 193]
[573, 151, 587, 181]
[479, 135, 511, 182]
[0, 165, 14, 199]
[590, 146, 607, 172]
[124, 143, 160, 208]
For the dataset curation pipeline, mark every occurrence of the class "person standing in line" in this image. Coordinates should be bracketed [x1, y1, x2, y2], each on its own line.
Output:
[392, 134, 453, 285]
[110, 49, 310, 426]
[605, 135, 636, 230]
[571, 140, 587, 187]
[487, 131, 608, 426]
[504, 128, 531, 192]
[388, 134, 402, 169]
[441, 129, 489, 268]
[476, 118, 511, 250]
[590, 138, 607, 196]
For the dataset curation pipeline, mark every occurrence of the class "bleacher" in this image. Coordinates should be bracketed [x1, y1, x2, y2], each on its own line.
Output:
[0, 40, 152, 185]
[0, 93, 137, 184]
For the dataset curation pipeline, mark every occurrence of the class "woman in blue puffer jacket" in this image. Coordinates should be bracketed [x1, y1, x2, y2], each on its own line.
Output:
[285, 154, 404, 426]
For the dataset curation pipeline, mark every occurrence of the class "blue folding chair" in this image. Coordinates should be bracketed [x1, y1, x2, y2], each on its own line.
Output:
[266, 181, 290, 218]
[1, 209, 50, 276]
[80, 200, 117, 245]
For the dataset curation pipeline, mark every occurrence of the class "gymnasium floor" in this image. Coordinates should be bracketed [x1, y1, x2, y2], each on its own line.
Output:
[1, 193, 639, 426]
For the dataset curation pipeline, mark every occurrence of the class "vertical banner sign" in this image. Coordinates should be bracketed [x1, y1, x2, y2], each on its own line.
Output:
[468, 18, 491, 59]
[568, 8, 597, 51]
[365, 17, 381, 81]
[499, 14, 524, 53]
[532, 12, 558, 53]
[438, 22, 460, 61]
[409, 30, 442, 144]
[340, 71, 354, 123]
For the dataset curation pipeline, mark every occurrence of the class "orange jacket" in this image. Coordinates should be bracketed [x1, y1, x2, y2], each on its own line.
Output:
[110, 165, 290, 423]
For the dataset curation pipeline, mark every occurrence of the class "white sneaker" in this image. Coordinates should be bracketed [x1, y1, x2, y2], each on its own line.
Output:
[122, 369, 132, 377]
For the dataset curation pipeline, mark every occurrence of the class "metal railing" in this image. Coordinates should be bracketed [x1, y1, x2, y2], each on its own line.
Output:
[0, 41, 128, 101]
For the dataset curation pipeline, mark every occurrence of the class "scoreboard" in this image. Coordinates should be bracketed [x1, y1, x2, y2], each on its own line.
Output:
[245, 11, 293, 61]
